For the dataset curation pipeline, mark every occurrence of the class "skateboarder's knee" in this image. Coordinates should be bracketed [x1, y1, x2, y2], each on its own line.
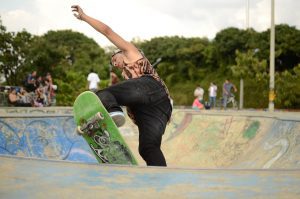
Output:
[96, 90, 112, 102]
[96, 90, 119, 111]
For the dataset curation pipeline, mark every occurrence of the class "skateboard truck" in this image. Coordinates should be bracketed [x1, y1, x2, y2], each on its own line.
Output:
[77, 112, 104, 136]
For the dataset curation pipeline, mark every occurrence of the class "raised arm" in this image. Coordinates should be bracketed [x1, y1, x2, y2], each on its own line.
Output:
[71, 5, 140, 60]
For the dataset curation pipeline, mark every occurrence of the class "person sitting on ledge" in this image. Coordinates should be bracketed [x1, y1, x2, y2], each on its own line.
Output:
[8, 87, 32, 107]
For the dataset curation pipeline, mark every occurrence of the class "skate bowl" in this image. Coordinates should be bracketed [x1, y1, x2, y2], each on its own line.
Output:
[0, 107, 300, 198]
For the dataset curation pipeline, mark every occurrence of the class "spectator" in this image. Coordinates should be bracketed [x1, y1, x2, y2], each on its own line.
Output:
[24, 71, 37, 92]
[194, 84, 204, 104]
[192, 97, 204, 110]
[45, 72, 56, 106]
[35, 76, 44, 89]
[208, 82, 218, 108]
[110, 71, 119, 86]
[222, 79, 237, 110]
[45, 72, 53, 84]
[18, 87, 33, 105]
[33, 88, 46, 107]
[41, 79, 51, 106]
[8, 87, 31, 107]
[87, 69, 100, 92]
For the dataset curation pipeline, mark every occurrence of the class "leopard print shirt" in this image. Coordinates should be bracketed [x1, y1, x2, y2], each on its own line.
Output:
[121, 57, 170, 99]
[121, 57, 171, 123]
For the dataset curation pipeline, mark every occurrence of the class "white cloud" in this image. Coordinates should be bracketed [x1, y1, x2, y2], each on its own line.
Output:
[1, 0, 299, 47]
[2, 9, 37, 33]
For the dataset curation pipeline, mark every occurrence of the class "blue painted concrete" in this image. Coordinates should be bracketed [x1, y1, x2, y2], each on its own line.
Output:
[0, 116, 97, 163]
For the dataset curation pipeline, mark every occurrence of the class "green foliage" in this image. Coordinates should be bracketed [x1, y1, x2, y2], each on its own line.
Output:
[274, 65, 300, 108]
[0, 17, 33, 85]
[55, 70, 86, 106]
[214, 27, 250, 67]
[255, 24, 300, 71]
[231, 50, 267, 78]
[169, 82, 196, 106]
[243, 76, 269, 108]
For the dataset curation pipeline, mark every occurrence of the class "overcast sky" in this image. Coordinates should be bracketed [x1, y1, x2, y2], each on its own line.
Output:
[1, 0, 299, 47]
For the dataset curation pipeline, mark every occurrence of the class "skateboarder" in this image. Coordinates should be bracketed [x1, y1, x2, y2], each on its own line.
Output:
[72, 5, 172, 166]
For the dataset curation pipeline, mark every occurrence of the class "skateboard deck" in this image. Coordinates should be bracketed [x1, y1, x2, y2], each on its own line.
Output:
[73, 91, 137, 165]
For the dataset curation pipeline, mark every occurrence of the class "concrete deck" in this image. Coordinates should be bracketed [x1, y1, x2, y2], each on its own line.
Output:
[1, 155, 299, 199]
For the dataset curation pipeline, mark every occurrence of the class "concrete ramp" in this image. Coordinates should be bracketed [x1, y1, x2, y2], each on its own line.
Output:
[1, 108, 300, 169]
[125, 110, 300, 168]
[0, 114, 97, 163]
[1, 155, 299, 199]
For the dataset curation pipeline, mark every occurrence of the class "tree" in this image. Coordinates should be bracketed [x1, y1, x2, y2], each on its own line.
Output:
[0, 18, 33, 85]
[254, 24, 300, 71]
[0, 17, 13, 84]
[231, 50, 268, 108]
[275, 64, 300, 108]
[231, 50, 267, 78]
[27, 30, 109, 104]
[214, 27, 250, 69]
[274, 24, 300, 70]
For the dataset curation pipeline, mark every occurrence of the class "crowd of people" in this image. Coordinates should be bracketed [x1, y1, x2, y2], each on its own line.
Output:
[6, 67, 121, 108]
[7, 71, 57, 107]
[192, 79, 237, 110]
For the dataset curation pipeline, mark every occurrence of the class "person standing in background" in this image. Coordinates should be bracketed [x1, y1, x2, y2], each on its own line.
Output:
[87, 69, 100, 92]
[208, 82, 217, 108]
[24, 71, 37, 92]
[222, 79, 237, 110]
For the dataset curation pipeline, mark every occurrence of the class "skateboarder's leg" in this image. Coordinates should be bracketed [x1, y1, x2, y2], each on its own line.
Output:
[134, 98, 171, 166]
[96, 76, 167, 112]
[95, 89, 125, 126]
[96, 77, 149, 126]
[138, 121, 167, 166]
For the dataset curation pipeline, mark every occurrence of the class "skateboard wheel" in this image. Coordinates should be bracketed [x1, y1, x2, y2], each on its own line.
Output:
[77, 126, 84, 135]
[96, 112, 104, 120]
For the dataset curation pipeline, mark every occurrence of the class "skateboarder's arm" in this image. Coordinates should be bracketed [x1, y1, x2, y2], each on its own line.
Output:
[71, 5, 138, 59]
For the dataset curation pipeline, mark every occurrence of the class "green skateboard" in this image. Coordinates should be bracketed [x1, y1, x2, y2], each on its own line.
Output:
[73, 91, 137, 165]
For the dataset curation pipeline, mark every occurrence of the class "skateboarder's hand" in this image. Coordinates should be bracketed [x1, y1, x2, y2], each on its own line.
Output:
[71, 5, 85, 20]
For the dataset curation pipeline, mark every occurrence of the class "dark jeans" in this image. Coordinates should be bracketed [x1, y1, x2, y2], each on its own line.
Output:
[209, 96, 216, 108]
[96, 76, 172, 166]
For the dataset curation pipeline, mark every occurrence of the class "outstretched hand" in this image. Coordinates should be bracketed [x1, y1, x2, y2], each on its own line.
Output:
[71, 5, 85, 20]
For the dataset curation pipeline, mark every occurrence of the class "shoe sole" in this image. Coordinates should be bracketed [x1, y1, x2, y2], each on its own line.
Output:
[110, 114, 125, 127]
